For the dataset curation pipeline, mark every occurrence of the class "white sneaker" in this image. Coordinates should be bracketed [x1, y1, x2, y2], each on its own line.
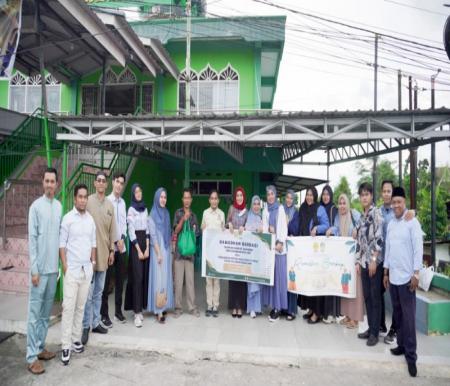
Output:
[322, 316, 336, 324]
[134, 315, 143, 328]
[250, 311, 256, 319]
[138, 313, 144, 321]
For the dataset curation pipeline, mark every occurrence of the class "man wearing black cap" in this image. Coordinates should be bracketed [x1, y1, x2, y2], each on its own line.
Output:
[383, 186, 423, 377]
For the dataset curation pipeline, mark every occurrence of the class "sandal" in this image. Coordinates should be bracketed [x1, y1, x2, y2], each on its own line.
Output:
[286, 313, 296, 321]
[346, 321, 358, 329]
[156, 314, 166, 324]
[339, 316, 351, 325]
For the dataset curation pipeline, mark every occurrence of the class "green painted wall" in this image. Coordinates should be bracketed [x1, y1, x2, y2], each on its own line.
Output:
[0, 80, 8, 109]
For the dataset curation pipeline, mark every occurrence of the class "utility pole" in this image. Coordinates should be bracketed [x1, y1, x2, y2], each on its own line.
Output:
[413, 81, 418, 109]
[430, 70, 440, 265]
[408, 76, 412, 110]
[184, 0, 192, 188]
[372, 157, 377, 203]
[373, 34, 379, 112]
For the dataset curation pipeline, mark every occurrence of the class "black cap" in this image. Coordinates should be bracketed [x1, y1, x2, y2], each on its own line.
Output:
[95, 170, 107, 180]
[392, 186, 406, 199]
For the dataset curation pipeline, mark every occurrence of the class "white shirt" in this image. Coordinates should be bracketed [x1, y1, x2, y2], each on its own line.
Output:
[59, 207, 96, 278]
[107, 193, 127, 253]
[127, 206, 149, 243]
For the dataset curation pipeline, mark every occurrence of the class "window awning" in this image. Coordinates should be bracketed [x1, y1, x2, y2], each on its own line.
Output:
[274, 174, 327, 195]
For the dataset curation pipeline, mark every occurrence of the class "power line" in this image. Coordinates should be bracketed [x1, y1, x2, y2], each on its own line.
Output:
[252, 0, 445, 51]
[383, 0, 449, 16]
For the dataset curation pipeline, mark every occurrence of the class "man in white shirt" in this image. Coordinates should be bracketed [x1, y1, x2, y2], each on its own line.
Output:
[101, 172, 127, 326]
[59, 184, 96, 366]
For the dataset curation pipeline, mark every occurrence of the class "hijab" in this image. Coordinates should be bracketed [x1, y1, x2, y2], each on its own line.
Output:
[233, 186, 247, 211]
[150, 187, 171, 248]
[320, 185, 338, 224]
[298, 186, 319, 236]
[283, 189, 296, 223]
[337, 193, 352, 237]
[246, 195, 262, 232]
[266, 185, 279, 230]
[130, 183, 146, 212]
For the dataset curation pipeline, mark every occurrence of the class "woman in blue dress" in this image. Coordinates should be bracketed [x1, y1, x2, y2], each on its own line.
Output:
[147, 187, 174, 323]
[284, 189, 299, 321]
[245, 195, 263, 318]
[289, 186, 329, 324]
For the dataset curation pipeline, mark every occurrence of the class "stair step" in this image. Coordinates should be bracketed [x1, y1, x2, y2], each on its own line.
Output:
[0, 252, 29, 269]
[0, 269, 29, 293]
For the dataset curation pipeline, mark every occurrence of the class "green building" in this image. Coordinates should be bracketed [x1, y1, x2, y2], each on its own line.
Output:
[0, 4, 288, 217]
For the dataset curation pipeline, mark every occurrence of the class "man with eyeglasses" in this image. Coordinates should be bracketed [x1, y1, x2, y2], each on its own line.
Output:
[81, 171, 118, 345]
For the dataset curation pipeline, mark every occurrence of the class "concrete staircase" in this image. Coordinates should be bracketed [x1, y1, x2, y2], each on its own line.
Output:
[0, 146, 135, 294]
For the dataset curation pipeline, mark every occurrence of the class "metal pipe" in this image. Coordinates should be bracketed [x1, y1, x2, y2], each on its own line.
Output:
[2, 181, 7, 249]
[185, 0, 191, 116]
[374, 33, 379, 112]
[431, 142, 436, 266]
[62, 142, 68, 214]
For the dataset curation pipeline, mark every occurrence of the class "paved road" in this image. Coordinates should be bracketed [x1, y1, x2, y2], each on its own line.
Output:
[1, 334, 448, 386]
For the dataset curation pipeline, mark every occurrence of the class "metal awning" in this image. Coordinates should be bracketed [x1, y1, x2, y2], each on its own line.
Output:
[274, 174, 327, 195]
[15, 0, 178, 83]
[55, 108, 450, 165]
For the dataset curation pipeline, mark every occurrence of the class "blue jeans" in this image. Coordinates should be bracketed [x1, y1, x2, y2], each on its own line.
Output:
[82, 270, 106, 329]
[26, 273, 58, 363]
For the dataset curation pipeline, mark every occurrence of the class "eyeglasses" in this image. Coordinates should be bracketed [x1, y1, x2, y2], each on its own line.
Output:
[96, 178, 106, 183]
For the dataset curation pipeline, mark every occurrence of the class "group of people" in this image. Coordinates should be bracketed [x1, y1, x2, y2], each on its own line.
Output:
[25, 167, 423, 378]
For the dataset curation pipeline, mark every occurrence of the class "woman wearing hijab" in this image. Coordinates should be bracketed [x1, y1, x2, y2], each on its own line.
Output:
[289, 186, 329, 324]
[124, 184, 150, 328]
[262, 185, 288, 322]
[320, 185, 341, 324]
[147, 188, 174, 323]
[326, 193, 364, 329]
[245, 195, 263, 318]
[284, 189, 298, 321]
[227, 187, 248, 318]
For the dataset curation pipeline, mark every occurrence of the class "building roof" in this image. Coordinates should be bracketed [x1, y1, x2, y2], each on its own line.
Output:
[131, 15, 286, 109]
[274, 174, 327, 195]
[14, 0, 177, 83]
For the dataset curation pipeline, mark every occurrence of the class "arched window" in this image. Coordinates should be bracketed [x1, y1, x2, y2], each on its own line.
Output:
[9, 72, 61, 113]
[178, 64, 239, 114]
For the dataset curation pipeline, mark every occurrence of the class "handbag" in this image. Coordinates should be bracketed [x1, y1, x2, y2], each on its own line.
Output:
[419, 265, 434, 292]
[177, 219, 196, 256]
[155, 265, 167, 309]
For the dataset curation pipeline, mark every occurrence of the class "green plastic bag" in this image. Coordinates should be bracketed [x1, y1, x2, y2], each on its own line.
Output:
[177, 219, 196, 256]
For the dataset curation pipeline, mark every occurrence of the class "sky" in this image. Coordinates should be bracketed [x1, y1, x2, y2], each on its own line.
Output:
[207, 0, 450, 197]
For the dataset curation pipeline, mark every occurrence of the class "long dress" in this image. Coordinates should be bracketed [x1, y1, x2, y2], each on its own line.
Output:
[322, 204, 341, 319]
[227, 206, 248, 310]
[124, 207, 150, 313]
[332, 210, 365, 322]
[289, 205, 330, 316]
[245, 212, 263, 313]
[262, 205, 288, 311]
[287, 212, 298, 315]
[147, 216, 174, 314]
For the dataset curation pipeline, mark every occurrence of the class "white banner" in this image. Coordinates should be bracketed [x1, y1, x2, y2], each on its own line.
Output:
[201, 229, 275, 285]
[286, 236, 357, 298]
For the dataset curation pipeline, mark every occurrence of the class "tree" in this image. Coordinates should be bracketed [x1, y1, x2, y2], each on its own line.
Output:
[417, 186, 448, 240]
[333, 176, 352, 203]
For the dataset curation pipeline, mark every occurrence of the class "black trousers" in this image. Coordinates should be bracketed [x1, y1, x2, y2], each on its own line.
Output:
[100, 250, 126, 318]
[381, 275, 397, 332]
[361, 264, 383, 338]
[389, 282, 417, 364]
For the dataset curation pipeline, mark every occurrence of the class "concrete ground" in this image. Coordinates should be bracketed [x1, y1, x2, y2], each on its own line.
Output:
[1, 334, 449, 386]
[1, 271, 450, 385]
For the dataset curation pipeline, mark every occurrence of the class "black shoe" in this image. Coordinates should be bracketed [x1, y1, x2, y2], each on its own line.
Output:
[380, 325, 388, 336]
[114, 312, 126, 323]
[61, 349, 70, 366]
[384, 329, 396, 345]
[408, 362, 417, 377]
[212, 310, 219, 318]
[358, 330, 370, 339]
[92, 324, 108, 334]
[81, 328, 89, 345]
[101, 315, 113, 329]
[72, 342, 84, 354]
[307, 315, 321, 324]
[268, 309, 280, 322]
[205, 308, 212, 317]
[366, 335, 379, 346]
[390, 346, 405, 356]
[302, 311, 313, 320]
